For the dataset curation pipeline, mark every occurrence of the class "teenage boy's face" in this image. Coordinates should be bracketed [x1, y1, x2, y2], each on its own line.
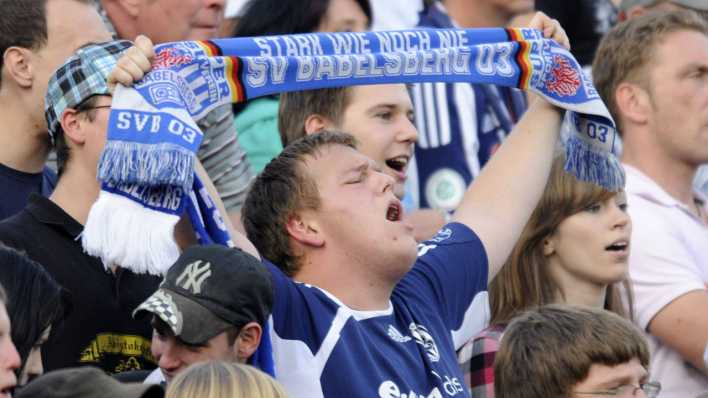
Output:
[150, 319, 239, 383]
[333, 84, 417, 199]
[572, 358, 650, 397]
[80, 95, 114, 173]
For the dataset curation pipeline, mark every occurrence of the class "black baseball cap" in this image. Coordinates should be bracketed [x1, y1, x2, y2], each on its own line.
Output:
[16, 367, 163, 398]
[133, 245, 273, 345]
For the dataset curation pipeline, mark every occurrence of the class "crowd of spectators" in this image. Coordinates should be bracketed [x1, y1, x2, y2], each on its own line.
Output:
[0, 0, 706, 397]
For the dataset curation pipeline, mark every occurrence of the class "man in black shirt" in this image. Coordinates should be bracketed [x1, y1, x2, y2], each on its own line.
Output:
[0, 41, 160, 375]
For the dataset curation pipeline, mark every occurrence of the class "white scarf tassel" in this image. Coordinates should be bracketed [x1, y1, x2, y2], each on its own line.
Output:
[82, 191, 180, 275]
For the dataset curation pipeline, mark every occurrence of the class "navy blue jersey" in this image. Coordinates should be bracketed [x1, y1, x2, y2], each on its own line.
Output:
[267, 223, 489, 398]
[408, 3, 527, 211]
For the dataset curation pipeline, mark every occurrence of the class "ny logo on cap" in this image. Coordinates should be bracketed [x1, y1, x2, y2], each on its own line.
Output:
[176, 260, 212, 294]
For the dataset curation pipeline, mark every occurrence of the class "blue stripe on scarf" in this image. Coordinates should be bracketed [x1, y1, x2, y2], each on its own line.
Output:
[105, 28, 621, 192]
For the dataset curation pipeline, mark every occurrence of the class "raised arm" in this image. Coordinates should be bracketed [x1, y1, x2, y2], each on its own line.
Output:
[451, 12, 566, 281]
[109, 36, 259, 258]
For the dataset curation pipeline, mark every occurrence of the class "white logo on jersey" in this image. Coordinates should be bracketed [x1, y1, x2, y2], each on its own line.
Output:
[378, 381, 443, 398]
[387, 325, 412, 343]
[409, 323, 440, 362]
[431, 371, 465, 395]
[424, 168, 466, 211]
[417, 243, 437, 257]
[175, 260, 212, 294]
[429, 228, 452, 243]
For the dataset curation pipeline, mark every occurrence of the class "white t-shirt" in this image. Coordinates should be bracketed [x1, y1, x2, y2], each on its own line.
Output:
[624, 164, 708, 398]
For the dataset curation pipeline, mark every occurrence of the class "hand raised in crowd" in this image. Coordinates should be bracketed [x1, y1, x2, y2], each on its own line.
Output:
[107, 34, 154, 91]
[527, 11, 570, 50]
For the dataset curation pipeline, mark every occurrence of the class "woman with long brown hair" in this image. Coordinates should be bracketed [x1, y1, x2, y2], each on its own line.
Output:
[460, 153, 634, 397]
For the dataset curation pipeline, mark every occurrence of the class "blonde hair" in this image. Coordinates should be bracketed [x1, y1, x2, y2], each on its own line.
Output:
[166, 361, 288, 398]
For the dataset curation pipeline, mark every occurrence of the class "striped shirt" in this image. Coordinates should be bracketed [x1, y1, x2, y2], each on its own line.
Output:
[410, 4, 527, 211]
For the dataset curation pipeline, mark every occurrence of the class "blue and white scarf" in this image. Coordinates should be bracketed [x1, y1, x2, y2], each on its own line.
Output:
[83, 28, 622, 276]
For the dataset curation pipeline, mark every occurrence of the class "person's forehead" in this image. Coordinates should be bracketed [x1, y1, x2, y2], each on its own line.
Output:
[346, 84, 413, 110]
[585, 358, 647, 385]
[304, 144, 369, 179]
[652, 29, 708, 67]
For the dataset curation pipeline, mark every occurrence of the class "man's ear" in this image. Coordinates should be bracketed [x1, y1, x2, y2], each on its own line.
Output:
[114, 0, 142, 17]
[303, 114, 334, 135]
[615, 82, 650, 127]
[2, 47, 35, 89]
[285, 212, 325, 247]
[59, 108, 88, 146]
[233, 322, 263, 361]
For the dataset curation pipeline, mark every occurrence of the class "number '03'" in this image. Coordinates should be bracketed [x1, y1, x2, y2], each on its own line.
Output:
[586, 123, 608, 143]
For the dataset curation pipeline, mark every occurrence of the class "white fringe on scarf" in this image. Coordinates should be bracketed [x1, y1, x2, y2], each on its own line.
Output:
[82, 191, 180, 275]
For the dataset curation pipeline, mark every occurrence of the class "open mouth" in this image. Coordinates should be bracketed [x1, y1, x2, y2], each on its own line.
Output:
[0, 386, 14, 398]
[386, 200, 402, 222]
[385, 155, 409, 174]
[605, 241, 629, 252]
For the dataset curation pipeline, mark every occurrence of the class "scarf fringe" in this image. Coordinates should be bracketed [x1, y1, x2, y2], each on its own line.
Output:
[564, 135, 625, 191]
[97, 141, 195, 190]
[82, 191, 180, 275]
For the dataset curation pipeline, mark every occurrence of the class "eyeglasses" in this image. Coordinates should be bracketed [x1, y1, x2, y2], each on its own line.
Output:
[75, 94, 112, 113]
[77, 105, 111, 112]
[575, 381, 661, 398]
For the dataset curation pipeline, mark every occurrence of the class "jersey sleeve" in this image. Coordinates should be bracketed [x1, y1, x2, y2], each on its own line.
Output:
[398, 222, 489, 349]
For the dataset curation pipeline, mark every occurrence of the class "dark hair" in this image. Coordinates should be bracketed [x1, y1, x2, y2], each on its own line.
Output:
[232, 0, 371, 38]
[54, 95, 102, 177]
[495, 305, 650, 398]
[243, 131, 357, 275]
[0, 245, 71, 378]
[0, 0, 47, 88]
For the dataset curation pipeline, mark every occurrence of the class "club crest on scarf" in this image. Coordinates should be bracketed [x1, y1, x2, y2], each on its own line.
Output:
[153, 47, 194, 69]
[546, 54, 581, 97]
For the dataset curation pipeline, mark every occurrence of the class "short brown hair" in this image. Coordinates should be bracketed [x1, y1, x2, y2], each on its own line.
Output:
[278, 87, 352, 147]
[243, 131, 357, 276]
[494, 305, 650, 398]
[593, 9, 708, 134]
